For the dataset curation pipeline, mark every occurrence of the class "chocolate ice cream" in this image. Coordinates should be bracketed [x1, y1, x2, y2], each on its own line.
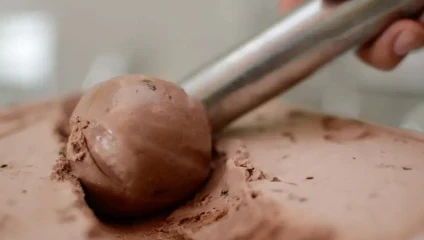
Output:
[65, 75, 212, 218]
[2, 93, 424, 239]
[56, 92, 82, 138]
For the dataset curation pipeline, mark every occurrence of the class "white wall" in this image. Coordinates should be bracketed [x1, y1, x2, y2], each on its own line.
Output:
[0, 0, 423, 130]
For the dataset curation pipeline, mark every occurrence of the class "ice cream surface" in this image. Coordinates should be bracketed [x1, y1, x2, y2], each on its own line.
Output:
[1, 94, 424, 239]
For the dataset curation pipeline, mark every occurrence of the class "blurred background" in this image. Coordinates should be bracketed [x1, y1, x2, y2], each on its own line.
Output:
[0, 0, 423, 132]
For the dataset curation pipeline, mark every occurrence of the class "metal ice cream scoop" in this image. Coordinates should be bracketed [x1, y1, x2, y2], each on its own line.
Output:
[182, 0, 424, 132]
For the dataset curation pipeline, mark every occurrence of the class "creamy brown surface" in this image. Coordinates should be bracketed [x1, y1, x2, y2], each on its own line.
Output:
[63, 75, 212, 218]
[1, 96, 424, 239]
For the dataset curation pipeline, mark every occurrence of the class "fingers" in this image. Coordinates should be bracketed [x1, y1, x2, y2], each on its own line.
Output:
[279, 1, 424, 70]
[357, 19, 424, 71]
[279, 0, 305, 13]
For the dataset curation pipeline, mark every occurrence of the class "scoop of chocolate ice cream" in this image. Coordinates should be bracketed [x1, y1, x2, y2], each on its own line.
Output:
[66, 75, 212, 218]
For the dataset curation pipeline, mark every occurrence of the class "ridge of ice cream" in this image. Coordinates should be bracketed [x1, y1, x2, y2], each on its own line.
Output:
[66, 75, 212, 218]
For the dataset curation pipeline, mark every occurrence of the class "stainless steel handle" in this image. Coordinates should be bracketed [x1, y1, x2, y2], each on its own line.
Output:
[181, 0, 424, 132]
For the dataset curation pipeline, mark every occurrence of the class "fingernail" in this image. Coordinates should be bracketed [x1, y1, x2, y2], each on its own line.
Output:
[393, 31, 424, 56]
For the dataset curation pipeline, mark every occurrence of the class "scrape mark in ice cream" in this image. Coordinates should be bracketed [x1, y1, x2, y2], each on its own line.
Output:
[231, 145, 297, 186]
[177, 208, 229, 226]
[233, 146, 268, 182]
[287, 193, 308, 202]
[321, 116, 374, 143]
[321, 116, 365, 131]
[178, 212, 206, 225]
[281, 132, 296, 143]
[250, 191, 260, 199]
[142, 79, 157, 91]
[323, 131, 374, 143]
[355, 130, 373, 140]
[271, 189, 284, 193]
[376, 163, 414, 171]
[287, 110, 308, 120]
[377, 163, 396, 169]
[271, 177, 282, 182]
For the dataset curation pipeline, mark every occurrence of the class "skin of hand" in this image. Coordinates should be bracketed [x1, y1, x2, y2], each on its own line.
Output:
[279, 0, 424, 71]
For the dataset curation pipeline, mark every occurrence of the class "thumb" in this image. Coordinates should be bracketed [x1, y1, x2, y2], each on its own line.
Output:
[279, 0, 306, 13]
[357, 19, 424, 71]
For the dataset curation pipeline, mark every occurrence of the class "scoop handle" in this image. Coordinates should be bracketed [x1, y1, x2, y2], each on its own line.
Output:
[182, 0, 424, 133]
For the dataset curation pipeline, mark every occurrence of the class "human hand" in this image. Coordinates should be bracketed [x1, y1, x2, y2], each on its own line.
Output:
[279, 0, 424, 71]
